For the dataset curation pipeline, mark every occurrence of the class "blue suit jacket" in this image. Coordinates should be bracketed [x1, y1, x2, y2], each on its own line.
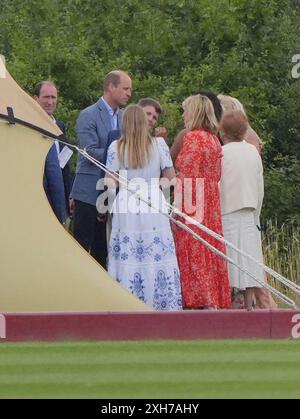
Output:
[102, 129, 121, 177]
[71, 98, 123, 205]
[44, 144, 67, 224]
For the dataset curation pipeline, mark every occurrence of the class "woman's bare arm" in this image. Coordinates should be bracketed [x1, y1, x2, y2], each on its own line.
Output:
[170, 129, 188, 163]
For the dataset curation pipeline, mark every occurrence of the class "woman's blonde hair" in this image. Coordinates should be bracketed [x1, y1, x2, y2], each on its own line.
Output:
[217, 94, 246, 115]
[118, 104, 153, 169]
[182, 94, 219, 134]
[218, 95, 263, 151]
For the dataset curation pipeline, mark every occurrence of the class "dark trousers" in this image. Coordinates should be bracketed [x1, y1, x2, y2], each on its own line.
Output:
[72, 200, 107, 269]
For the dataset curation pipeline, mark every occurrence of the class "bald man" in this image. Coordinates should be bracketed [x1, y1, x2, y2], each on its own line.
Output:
[71, 70, 132, 268]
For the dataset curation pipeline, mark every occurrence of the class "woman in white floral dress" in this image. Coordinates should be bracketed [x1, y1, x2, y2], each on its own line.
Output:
[104, 104, 182, 310]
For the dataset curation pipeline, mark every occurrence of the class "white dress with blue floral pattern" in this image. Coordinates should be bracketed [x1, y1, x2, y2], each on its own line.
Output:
[106, 137, 182, 311]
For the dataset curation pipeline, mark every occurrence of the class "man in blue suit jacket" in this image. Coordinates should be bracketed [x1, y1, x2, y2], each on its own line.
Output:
[102, 97, 165, 174]
[43, 144, 66, 224]
[71, 70, 132, 268]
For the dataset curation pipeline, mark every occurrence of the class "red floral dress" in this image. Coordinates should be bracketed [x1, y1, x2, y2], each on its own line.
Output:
[173, 129, 231, 309]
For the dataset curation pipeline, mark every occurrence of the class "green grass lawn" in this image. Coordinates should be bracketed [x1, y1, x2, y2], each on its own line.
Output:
[0, 340, 300, 399]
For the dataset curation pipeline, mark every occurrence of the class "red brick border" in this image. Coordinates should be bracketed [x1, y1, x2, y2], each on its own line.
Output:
[1, 310, 299, 342]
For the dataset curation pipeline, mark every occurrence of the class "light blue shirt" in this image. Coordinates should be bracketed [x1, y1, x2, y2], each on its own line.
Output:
[101, 96, 119, 130]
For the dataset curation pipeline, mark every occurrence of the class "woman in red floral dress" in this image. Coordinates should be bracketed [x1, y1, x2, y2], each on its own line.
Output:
[173, 94, 231, 309]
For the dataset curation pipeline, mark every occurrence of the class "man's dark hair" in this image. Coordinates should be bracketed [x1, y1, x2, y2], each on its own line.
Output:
[33, 80, 58, 97]
[138, 98, 163, 115]
[199, 90, 223, 122]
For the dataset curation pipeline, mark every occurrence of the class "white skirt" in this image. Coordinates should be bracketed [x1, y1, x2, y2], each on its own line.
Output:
[222, 209, 264, 290]
[108, 186, 182, 311]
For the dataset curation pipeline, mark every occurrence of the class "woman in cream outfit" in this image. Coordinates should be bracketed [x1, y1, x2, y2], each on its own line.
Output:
[218, 95, 277, 309]
[219, 110, 264, 310]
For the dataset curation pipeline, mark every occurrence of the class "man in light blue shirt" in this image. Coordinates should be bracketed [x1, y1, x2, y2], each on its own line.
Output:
[101, 96, 119, 131]
[71, 70, 132, 268]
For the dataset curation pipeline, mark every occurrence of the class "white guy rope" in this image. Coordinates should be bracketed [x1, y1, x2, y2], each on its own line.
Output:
[57, 139, 299, 308]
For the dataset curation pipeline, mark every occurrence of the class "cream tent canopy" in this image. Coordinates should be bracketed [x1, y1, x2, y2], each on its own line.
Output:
[0, 61, 149, 312]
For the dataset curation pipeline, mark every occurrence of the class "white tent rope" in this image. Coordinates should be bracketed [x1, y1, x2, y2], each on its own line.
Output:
[169, 207, 300, 295]
[111, 150, 300, 295]
[77, 149, 296, 309]
[58, 140, 298, 308]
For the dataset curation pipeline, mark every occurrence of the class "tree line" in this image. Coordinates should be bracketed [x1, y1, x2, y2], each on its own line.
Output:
[1, 0, 300, 224]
